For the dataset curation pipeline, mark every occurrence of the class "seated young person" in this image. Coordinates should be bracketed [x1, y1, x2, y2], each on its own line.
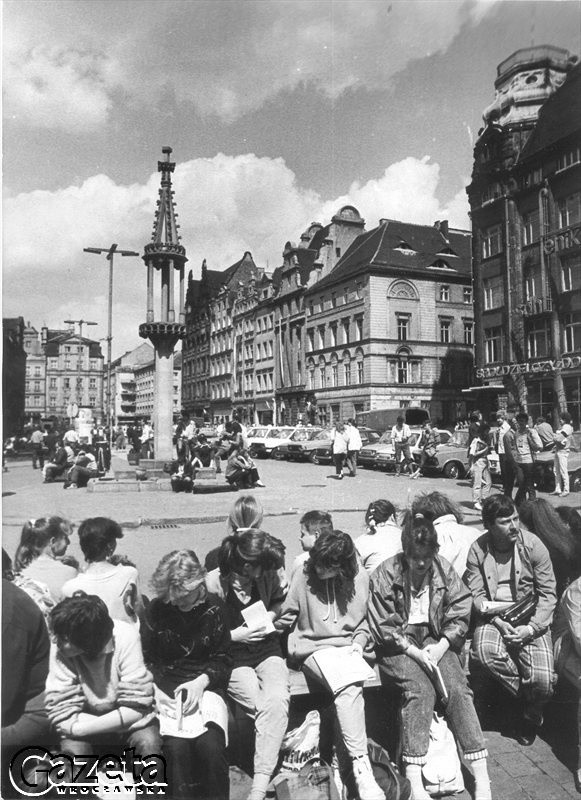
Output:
[290, 510, 334, 579]
[169, 457, 194, 493]
[45, 593, 160, 764]
[225, 444, 265, 489]
[464, 495, 557, 747]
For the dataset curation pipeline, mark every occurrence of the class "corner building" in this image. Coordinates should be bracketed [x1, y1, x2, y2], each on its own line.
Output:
[468, 45, 581, 426]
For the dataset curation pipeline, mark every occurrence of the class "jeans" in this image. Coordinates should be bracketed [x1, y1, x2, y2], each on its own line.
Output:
[31, 445, 44, 469]
[333, 452, 346, 476]
[228, 656, 290, 778]
[514, 462, 536, 506]
[378, 646, 487, 764]
[346, 450, 359, 476]
[303, 653, 368, 758]
[164, 725, 229, 800]
[554, 450, 570, 493]
[472, 459, 491, 503]
[67, 466, 97, 487]
[394, 442, 412, 475]
[499, 454, 514, 498]
[59, 720, 162, 776]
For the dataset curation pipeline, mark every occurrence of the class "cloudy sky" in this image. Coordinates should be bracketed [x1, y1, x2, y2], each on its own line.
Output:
[4, 0, 581, 358]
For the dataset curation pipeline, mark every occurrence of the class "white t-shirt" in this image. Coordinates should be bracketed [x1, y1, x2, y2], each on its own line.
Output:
[62, 563, 141, 627]
[391, 424, 411, 444]
[355, 522, 402, 575]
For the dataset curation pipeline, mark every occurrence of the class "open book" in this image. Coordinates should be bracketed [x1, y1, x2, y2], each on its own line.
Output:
[241, 600, 276, 634]
[310, 646, 376, 695]
[424, 661, 449, 703]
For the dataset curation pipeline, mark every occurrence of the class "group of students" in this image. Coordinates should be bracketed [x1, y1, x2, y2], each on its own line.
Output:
[2, 491, 580, 800]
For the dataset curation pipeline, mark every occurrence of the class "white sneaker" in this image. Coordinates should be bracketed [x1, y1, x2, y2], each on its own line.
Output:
[352, 756, 384, 800]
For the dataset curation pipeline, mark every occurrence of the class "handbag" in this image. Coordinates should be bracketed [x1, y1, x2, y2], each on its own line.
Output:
[499, 590, 538, 627]
[272, 758, 341, 800]
[422, 713, 464, 796]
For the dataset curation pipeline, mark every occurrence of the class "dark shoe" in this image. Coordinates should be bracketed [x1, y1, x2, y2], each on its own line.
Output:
[516, 719, 538, 746]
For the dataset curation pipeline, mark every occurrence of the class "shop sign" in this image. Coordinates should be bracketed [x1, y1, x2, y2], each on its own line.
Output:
[542, 225, 581, 254]
[476, 355, 581, 379]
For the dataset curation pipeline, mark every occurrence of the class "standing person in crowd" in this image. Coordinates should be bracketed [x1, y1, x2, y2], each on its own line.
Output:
[62, 517, 142, 628]
[552, 410, 574, 498]
[62, 426, 79, 448]
[495, 411, 514, 498]
[518, 499, 581, 596]
[469, 423, 492, 511]
[331, 422, 349, 480]
[411, 491, 480, 577]
[45, 594, 160, 769]
[410, 421, 440, 480]
[44, 428, 59, 462]
[355, 500, 402, 574]
[64, 449, 98, 489]
[534, 416, 554, 451]
[225, 443, 265, 489]
[464, 495, 557, 747]
[130, 422, 143, 466]
[43, 440, 75, 483]
[277, 532, 385, 800]
[345, 419, 363, 477]
[368, 513, 492, 800]
[290, 510, 334, 579]
[114, 424, 126, 450]
[503, 412, 542, 506]
[2, 561, 51, 798]
[552, 570, 581, 794]
[14, 517, 78, 603]
[391, 416, 413, 477]
[142, 550, 231, 800]
[467, 410, 483, 450]
[206, 531, 289, 800]
[30, 426, 45, 471]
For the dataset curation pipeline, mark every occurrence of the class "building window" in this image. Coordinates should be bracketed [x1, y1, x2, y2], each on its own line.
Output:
[34, 366, 41, 377]
[562, 260, 573, 292]
[64, 359, 71, 370]
[355, 317, 363, 341]
[89, 378, 97, 389]
[556, 147, 581, 172]
[319, 297, 324, 313]
[343, 288, 349, 305]
[356, 282, 362, 299]
[343, 353, 351, 386]
[331, 293, 337, 308]
[330, 325, 337, 348]
[439, 285, 450, 302]
[50, 358, 58, 369]
[64, 378, 70, 389]
[49, 396, 57, 407]
[342, 319, 350, 344]
[523, 209, 540, 245]
[307, 363, 315, 390]
[564, 313, 581, 352]
[34, 381, 40, 391]
[481, 182, 502, 205]
[483, 276, 503, 310]
[439, 319, 451, 343]
[89, 396, 96, 407]
[559, 193, 581, 228]
[308, 302, 314, 316]
[49, 377, 57, 389]
[524, 271, 538, 301]
[319, 363, 326, 388]
[388, 355, 421, 384]
[317, 326, 325, 349]
[481, 224, 502, 259]
[397, 314, 409, 342]
[357, 359, 364, 384]
[65, 346, 71, 353]
[331, 362, 338, 387]
[484, 327, 502, 363]
[463, 321, 474, 345]
[527, 320, 551, 359]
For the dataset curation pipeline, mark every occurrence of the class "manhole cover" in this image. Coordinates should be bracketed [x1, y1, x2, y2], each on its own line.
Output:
[149, 523, 179, 530]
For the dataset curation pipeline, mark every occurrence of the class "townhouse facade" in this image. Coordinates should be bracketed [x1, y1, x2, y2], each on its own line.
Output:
[467, 45, 581, 428]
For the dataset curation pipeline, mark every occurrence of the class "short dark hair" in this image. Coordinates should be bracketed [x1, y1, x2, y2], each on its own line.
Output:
[401, 513, 439, 559]
[396, 415, 405, 424]
[365, 500, 396, 528]
[300, 510, 334, 537]
[78, 517, 123, 562]
[516, 411, 529, 422]
[412, 491, 463, 524]
[218, 530, 284, 575]
[481, 495, 516, 528]
[49, 593, 114, 658]
[561, 411, 572, 424]
[306, 531, 358, 584]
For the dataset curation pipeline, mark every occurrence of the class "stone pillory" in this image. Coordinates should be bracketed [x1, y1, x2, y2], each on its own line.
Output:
[139, 146, 188, 462]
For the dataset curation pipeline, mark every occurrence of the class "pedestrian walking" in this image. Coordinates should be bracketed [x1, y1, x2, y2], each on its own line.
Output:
[391, 416, 413, 476]
[504, 412, 542, 506]
[552, 410, 574, 497]
[29, 426, 45, 470]
[331, 421, 349, 479]
[345, 418, 362, 477]
[469, 423, 492, 510]
[495, 411, 514, 498]
[410, 420, 440, 479]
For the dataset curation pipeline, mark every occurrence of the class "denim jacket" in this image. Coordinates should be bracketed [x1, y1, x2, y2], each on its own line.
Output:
[367, 553, 472, 655]
[464, 529, 556, 636]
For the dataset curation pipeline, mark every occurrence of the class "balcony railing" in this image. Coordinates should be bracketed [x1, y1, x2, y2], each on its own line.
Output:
[517, 296, 553, 316]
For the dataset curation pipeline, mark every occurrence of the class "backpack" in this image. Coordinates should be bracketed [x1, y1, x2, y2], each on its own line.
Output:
[342, 739, 412, 800]
[422, 713, 464, 796]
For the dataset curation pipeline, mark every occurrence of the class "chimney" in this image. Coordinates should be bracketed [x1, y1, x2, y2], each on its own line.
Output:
[435, 220, 449, 238]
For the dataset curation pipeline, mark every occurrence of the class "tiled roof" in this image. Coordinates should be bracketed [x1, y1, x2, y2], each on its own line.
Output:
[519, 60, 581, 161]
[308, 219, 471, 291]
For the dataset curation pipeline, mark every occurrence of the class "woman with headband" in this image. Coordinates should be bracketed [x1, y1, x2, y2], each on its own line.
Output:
[14, 516, 77, 602]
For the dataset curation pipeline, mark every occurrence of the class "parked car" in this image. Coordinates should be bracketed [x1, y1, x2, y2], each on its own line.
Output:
[249, 426, 298, 458]
[310, 428, 382, 464]
[245, 426, 272, 451]
[409, 428, 500, 480]
[373, 429, 452, 472]
[534, 431, 581, 492]
[277, 427, 325, 461]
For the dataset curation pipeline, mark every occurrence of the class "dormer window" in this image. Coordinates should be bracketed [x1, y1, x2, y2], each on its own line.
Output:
[394, 240, 415, 254]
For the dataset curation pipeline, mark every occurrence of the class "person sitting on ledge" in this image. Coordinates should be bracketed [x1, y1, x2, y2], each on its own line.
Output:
[225, 443, 265, 489]
[169, 457, 194, 493]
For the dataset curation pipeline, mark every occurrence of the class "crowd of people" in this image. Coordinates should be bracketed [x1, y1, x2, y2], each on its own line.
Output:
[2, 488, 580, 800]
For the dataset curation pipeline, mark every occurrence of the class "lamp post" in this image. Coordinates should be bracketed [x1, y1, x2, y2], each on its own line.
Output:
[63, 318, 98, 422]
[83, 244, 139, 445]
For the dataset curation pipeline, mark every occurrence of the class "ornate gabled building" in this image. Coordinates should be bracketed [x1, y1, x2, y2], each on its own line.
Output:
[303, 218, 474, 426]
[467, 45, 581, 426]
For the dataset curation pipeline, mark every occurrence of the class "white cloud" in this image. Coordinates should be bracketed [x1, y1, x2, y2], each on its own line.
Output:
[3, 153, 470, 355]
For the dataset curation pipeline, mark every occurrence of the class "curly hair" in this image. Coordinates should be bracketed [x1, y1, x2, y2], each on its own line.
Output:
[218, 530, 284, 576]
[305, 531, 358, 584]
[300, 510, 334, 537]
[364, 500, 396, 532]
[77, 517, 123, 563]
[412, 491, 463, 524]
[400, 512, 439, 560]
[49, 592, 114, 658]
[14, 516, 73, 571]
[150, 550, 205, 602]
[226, 495, 264, 534]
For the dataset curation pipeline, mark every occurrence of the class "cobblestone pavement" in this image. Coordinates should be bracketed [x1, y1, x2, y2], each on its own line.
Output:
[2, 455, 579, 799]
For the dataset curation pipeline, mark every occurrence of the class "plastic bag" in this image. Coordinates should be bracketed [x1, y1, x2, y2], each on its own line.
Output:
[272, 757, 340, 800]
[279, 709, 321, 772]
[422, 713, 464, 796]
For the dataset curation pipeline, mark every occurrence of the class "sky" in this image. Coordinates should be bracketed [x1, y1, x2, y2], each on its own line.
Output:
[3, 0, 581, 359]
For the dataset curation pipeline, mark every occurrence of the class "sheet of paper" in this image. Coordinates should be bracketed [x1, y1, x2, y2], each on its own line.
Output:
[481, 600, 513, 613]
[241, 600, 276, 634]
[310, 646, 376, 695]
[428, 662, 449, 703]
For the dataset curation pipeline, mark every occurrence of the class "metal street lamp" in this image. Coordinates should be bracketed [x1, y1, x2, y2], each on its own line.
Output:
[83, 244, 139, 444]
[63, 318, 98, 419]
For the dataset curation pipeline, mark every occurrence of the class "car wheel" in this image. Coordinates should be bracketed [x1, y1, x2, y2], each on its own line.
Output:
[270, 447, 279, 459]
[310, 452, 320, 465]
[571, 470, 581, 493]
[443, 461, 463, 479]
[249, 447, 257, 458]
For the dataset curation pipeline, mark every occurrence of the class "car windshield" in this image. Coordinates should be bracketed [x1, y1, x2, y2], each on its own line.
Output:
[314, 430, 332, 440]
[249, 428, 269, 438]
[267, 427, 294, 438]
[449, 430, 469, 447]
[292, 429, 317, 441]
[378, 431, 392, 444]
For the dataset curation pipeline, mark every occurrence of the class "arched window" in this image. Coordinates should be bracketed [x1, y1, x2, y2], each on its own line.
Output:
[307, 358, 315, 390]
[342, 350, 351, 386]
[387, 347, 421, 385]
[355, 348, 364, 385]
[330, 353, 339, 387]
[318, 355, 327, 389]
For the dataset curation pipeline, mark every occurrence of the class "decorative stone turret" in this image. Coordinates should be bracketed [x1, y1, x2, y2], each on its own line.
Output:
[139, 147, 187, 462]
